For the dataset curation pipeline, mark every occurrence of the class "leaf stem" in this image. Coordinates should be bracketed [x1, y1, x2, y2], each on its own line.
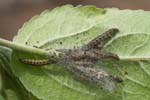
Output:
[0, 38, 59, 57]
[119, 56, 150, 61]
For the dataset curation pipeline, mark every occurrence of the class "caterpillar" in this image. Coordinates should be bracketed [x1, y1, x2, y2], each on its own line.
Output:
[73, 66, 123, 83]
[67, 65, 122, 91]
[81, 28, 119, 51]
[19, 58, 56, 66]
[68, 49, 119, 61]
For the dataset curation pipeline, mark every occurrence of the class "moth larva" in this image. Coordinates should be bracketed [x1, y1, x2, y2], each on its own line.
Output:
[69, 49, 119, 61]
[19, 59, 56, 66]
[67, 65, 122, 91]
[81, 28, 119, 51]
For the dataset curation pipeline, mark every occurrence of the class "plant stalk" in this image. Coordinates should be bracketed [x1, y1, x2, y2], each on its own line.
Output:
[0, 38, 58, 57]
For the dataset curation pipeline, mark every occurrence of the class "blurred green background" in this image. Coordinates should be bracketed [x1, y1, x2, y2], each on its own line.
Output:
[0, 0, 149, 40]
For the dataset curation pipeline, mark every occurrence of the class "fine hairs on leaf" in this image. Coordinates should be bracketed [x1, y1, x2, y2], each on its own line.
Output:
[19, 28, 122, 92]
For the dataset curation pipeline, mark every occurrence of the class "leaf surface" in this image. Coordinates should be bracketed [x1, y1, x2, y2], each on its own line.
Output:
[11, 5, 150, 100]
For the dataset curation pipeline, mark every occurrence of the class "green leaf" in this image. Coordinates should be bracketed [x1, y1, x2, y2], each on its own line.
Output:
[4, 89, 19, 100]
[14, 5, 105, 45]
[0, 94, 5, 100]
[12, 5, 114, 100]
[0, 46, 13, 76]
[11, 5, 150, 100]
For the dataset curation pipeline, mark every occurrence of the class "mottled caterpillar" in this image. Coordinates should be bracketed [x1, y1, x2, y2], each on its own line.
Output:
[69, 49, 119, 61]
